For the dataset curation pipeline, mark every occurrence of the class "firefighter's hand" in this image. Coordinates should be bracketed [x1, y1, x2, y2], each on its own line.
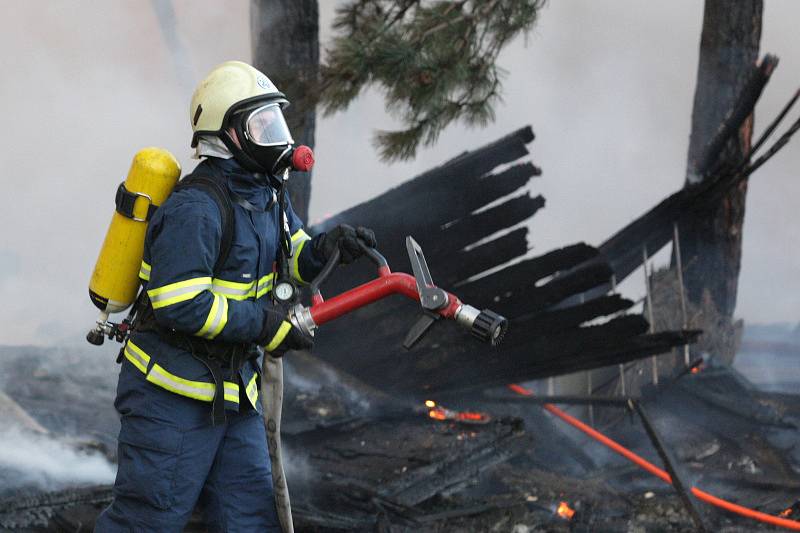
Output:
[259, 309, 314, 357]
[315, 224, 377, 264]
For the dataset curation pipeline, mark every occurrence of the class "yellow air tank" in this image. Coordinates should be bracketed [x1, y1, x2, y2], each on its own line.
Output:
[89, 148, 180, 316]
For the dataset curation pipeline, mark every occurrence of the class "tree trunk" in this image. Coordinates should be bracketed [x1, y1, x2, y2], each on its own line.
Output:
[251, 0, 319, 223]
[679, 0, 762, 354]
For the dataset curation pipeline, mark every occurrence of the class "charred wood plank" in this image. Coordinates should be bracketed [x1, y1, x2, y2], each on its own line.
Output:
[311, 126, 535, 237]
[519, 295, 634, 335]
[456, 242, 599, 303]
[437, 193, 545, 252]
[437, 228, 529, 286]
[498, 262, 614, 319]
[459, 162, 542, 214]
[0, 485, 113, 531]
[380, 428, 528, 507]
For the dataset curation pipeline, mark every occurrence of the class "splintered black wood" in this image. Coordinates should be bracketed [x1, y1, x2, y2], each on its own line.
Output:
[306, 127, 696, 397]
[288, 413, 527, 521]
[438, 194, 545, 251]
[495, 262, 615, 319]
[519, 294, 634, 335]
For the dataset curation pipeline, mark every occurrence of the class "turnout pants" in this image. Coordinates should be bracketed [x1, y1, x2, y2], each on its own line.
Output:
[95, 359, 280, 532]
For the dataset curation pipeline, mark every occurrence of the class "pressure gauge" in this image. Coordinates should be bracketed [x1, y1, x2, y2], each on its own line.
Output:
[273, 280, 296, 304]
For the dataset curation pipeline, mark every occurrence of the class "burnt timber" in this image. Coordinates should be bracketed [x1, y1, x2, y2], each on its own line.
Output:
[310, 126, 698, 396]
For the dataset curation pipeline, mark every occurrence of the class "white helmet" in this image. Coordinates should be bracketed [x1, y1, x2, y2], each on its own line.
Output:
[190, 61, 294, 173]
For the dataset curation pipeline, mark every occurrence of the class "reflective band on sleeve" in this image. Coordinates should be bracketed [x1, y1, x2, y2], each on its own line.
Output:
[196, 293, 228, 339]
[265, 321, 292, 352]
[139, 261, 151, 282]
[211, 278, 255, 300]
[290, 238, 309, 284]
[124, 341, 150, 373]
[246, 372, 259, 408]
[148, 277, 212, 309]
[211, 274, 274, 300]
[255, 273, 274, 298]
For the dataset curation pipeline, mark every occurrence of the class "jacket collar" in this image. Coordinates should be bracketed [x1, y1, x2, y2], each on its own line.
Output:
[201, 157, 276, 210]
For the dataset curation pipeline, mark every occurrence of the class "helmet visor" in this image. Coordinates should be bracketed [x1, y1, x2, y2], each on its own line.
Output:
[245, 103, 293, 146]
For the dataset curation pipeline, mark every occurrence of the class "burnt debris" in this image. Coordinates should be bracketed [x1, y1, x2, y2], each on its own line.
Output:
[309, 126, 697, 397]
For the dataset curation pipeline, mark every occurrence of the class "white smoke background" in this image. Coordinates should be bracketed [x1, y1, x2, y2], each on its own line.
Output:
[734, 322, 800, 393]
[0, 427, 115, 490]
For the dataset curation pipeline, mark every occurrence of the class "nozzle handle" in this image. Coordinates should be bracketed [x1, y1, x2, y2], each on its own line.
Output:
[309, 238, 389, 304]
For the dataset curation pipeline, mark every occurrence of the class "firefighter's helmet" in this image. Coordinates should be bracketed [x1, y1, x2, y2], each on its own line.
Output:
[190, 61, 294, 174]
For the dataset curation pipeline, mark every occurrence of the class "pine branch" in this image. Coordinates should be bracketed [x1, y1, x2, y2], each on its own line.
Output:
[319, 0, 546, 161]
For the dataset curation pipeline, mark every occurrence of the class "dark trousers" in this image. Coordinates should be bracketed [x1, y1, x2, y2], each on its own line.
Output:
[95, 359, 280, 532]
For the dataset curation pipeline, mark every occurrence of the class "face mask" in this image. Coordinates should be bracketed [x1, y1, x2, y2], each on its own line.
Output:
[232, 103, 294, 174]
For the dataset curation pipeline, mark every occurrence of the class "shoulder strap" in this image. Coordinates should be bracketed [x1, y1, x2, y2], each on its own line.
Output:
[173, 175, 235, 275]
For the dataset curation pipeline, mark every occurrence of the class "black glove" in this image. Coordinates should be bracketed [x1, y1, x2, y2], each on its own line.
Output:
[314, 224, 377, 264]
[259, 308, 314, 357]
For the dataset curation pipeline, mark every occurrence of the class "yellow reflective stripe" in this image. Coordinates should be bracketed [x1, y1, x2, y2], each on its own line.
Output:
[144, 365, 241, 405]
[265, 321, 292, 352]
[223, 381, 240, 403]
[124, 341, 150, 373]
[255, 273, 275, 298]
[291, 238, 309, 284]
[125, 342, 240, 404]
[212, 278, 254, 300]
[291, 229, 310, 243]
[148, 277, 212, 309]
[211, 274, 274, 300]
[139, 261, 151, 281]
[196, 293, 228, 339]
[146, 363, 215, 401]
[246, 372, 259, 408]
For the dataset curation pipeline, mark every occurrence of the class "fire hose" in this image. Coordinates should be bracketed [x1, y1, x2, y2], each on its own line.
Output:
[507, 384, 800, 531]
[262, 237, 509, 532]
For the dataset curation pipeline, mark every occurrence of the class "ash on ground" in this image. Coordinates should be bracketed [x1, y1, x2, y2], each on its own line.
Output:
[2, 338, 800, 532]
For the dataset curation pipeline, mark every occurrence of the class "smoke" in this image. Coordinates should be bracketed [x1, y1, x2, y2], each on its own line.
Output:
[0, 427, 115, 491]
[150, 0, 197, 95]
[284, 354, 373, 412]
[282, 443, 313, 487]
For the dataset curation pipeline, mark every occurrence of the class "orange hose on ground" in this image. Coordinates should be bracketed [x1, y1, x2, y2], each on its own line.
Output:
[507, 383, 800, 531]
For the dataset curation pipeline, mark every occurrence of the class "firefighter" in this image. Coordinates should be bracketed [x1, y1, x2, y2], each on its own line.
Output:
[95, 61, 375, 532]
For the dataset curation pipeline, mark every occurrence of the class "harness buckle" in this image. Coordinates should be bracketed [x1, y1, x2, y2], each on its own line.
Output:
[115, 182, 158, 222]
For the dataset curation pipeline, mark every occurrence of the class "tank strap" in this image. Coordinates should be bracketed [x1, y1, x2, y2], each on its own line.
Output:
[172, 174, 236, 275]
[115, 182, 159, 222]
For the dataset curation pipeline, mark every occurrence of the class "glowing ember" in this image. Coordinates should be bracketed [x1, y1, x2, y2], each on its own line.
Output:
[456, 411, 490, 423]
[557, 501, 575, 520]
[691, 365, 702, 374]
[423, 401, 491, 425]
[428, 407, 448, 420]
[780, 508, 793, 518]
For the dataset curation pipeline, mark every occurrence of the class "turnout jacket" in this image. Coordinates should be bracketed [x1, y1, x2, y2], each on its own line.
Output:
[123, 157, 324, 413]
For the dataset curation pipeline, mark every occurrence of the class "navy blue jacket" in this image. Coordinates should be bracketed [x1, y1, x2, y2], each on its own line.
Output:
[122, 157, 324, 412]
